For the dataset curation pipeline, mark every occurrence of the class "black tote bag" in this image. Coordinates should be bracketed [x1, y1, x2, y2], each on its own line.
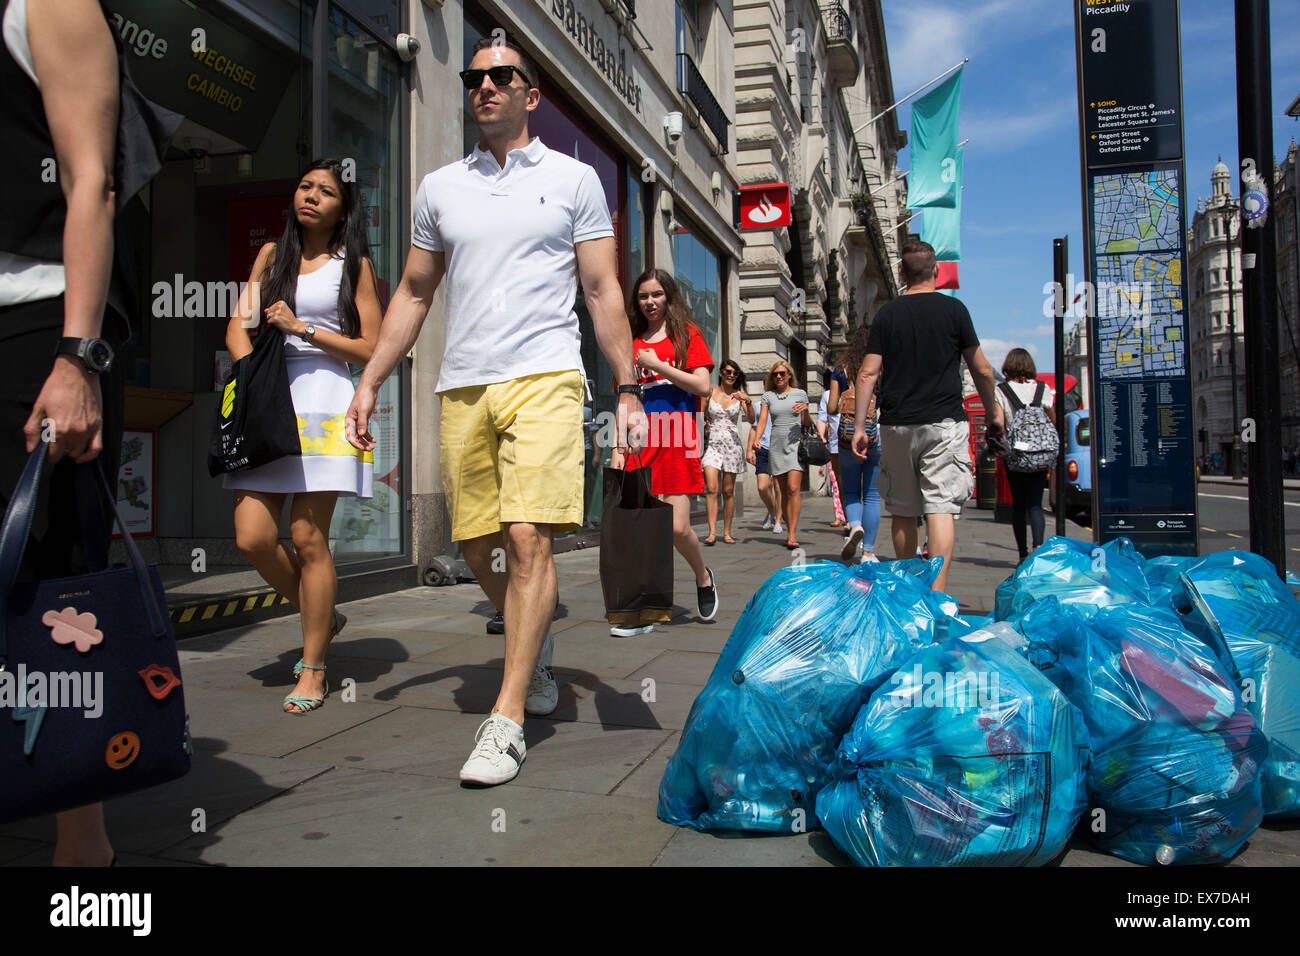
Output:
[0, 444, 190, 825]
[599, 462, 674, 628]
[207, 326, 301, 476]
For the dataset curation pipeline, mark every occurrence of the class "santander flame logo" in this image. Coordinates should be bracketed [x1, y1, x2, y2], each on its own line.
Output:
[747, 193, 783, 225]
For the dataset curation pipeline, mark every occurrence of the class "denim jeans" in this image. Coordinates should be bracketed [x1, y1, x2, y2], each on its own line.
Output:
[838, 442, 881, 550]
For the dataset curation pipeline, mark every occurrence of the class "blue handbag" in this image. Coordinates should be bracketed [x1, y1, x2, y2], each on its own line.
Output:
[0, 443, 190, 825]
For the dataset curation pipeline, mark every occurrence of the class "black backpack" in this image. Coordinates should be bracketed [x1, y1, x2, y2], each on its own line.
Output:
[997, 382, 1058, 472]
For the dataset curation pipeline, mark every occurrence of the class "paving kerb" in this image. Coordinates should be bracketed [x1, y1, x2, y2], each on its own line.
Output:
[5, 494, 1297, 866]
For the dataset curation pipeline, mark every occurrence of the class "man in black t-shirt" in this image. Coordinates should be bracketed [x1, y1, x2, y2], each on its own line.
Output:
[851, 241, 1004, 593]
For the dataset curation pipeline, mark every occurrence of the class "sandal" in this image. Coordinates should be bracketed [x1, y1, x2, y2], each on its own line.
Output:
[703, 534, 716, 546]
[722, 534, 737, 544]
[292, 609, 346, 678]
[284, 663, 328, 715]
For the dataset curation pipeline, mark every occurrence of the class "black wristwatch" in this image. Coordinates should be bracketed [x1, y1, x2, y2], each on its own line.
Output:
[55, 337, 114, 374]
[617, 384, 643, 399]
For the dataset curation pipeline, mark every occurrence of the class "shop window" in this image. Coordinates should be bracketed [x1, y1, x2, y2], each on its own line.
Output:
[676, 0, 705, 61]
[671, 218, 723, 364]
[326, 3, 407, 560]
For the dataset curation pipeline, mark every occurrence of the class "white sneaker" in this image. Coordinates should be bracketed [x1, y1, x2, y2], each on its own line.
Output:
[524, 632, 558, 716]
[773, 522, 785, 534]
[860, 552, 880, 564]
[459, 713, 526, 786]
[761, 515, 774, 531]
[610, 623, 655, 637]
[841, 525, 864, 562]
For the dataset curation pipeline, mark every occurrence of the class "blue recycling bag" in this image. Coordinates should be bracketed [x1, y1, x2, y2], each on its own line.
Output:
[1169, 552, 1300, 817]
[994, 536, 1150, 621]
[657, 558, 969, 832]
[1013, 599, 1265, 865]
[816, 622, 1089, 866]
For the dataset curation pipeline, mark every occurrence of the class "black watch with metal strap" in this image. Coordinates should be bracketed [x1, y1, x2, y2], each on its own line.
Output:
[617, 384, 643, 399]
[55, 337, 114, 374]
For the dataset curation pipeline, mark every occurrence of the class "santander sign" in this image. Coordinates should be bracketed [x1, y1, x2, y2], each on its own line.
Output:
[739, 183, 791, 230]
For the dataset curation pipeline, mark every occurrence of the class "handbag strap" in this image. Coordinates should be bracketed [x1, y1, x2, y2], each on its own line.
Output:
[622, 452, 654, 498]
[0, 442, 166, 670]
[0, 445, 48, 668]
[81, 458, 167, 638]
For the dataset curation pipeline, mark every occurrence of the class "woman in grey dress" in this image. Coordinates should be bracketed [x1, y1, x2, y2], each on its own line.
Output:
[745, 361, 812, 549]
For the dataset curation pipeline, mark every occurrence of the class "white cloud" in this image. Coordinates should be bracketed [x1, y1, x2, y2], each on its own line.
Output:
[977, 337, 1041, 374]
[884, 0, 1072, 91]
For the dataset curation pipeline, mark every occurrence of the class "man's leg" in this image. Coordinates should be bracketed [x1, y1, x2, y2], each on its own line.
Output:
[462, 530, 508, 611]
[914, 421, 972, 593]
[892, 515, 920, 560]
[491, 521, 557, 725]
[925, 513, 957, 592]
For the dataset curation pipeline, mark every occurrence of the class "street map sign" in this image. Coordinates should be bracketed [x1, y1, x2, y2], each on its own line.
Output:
[1074, 0, 1198, 556]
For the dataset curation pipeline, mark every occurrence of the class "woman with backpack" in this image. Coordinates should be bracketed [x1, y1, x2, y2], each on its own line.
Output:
[995, 349, 1057, 563]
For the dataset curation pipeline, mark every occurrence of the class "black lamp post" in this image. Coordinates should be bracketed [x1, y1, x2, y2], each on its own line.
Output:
[1222, 197, 1242, 479]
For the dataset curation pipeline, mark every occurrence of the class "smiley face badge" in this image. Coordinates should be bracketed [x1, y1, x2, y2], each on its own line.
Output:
[105, 732, 141, 770]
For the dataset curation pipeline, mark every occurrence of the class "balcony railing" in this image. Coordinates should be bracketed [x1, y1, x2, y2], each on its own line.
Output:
[820, 3, 859, 87]
[820, 3, 853, 44]
[677, 53, 729, 154]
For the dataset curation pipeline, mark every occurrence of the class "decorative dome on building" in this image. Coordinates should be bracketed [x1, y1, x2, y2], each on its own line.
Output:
[1211, 155, 1231, 200]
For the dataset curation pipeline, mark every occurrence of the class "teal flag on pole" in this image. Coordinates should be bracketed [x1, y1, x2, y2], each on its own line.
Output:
[906, 68, 963, 210]
[922, 149, 963, 261]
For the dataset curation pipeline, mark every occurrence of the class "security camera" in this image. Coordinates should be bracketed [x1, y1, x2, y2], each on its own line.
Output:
[396, 33, 420, 63]
[664, 111, 683, 143]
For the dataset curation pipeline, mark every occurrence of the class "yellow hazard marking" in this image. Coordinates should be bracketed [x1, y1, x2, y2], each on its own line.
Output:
[1226, 532, 1243, 539]
[179, 606, 196, 623]
[263, 594, 276, 607]
[201, 604, 217, 620]
[1203, 527, 1216, 533]
[243, 596, 257, 611]
[222, 600, 237, 616]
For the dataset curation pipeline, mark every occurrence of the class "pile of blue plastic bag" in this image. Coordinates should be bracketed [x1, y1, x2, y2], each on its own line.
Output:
[657, 558, 968, 833]
[1011, 598, 1266, 865]
[816, 622, 1089, 866]
[657, 535, 1299, 866]
[1146, 552, 1300, 817]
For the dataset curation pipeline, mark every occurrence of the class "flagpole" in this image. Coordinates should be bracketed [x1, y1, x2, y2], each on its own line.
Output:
[852, 58, 968, 137]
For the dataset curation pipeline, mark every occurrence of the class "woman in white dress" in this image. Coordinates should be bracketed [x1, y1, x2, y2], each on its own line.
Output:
[700, 359, 753, 544]
[223, 159, 381, 714]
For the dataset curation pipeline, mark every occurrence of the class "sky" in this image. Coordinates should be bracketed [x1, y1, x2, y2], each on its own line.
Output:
[880, 0, 1300, 377]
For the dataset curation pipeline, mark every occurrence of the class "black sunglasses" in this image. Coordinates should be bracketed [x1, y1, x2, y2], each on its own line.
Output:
[721, 368, 737, 376]
[460, 65, 532, 90]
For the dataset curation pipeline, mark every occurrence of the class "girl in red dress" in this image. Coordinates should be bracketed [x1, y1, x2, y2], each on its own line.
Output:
[610, 269, 719, 633]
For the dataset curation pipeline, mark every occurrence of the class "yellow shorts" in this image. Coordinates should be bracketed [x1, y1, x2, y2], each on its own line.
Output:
[439, 370, 585, 542]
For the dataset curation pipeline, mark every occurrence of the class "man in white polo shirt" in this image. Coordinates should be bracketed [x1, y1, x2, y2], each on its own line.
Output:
[346, 35, 644, 786]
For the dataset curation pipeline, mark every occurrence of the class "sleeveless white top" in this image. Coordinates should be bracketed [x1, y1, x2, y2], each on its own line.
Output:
[0, 0, 66, 305]
[284, 254, 346, 357]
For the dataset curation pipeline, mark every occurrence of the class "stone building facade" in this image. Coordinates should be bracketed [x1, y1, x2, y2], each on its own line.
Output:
[1188, 159, 1248, 471]
[734, 0, 907, 401]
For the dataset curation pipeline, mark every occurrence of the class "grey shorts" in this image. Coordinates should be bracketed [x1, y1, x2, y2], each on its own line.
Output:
[878, 420, 973, 516]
